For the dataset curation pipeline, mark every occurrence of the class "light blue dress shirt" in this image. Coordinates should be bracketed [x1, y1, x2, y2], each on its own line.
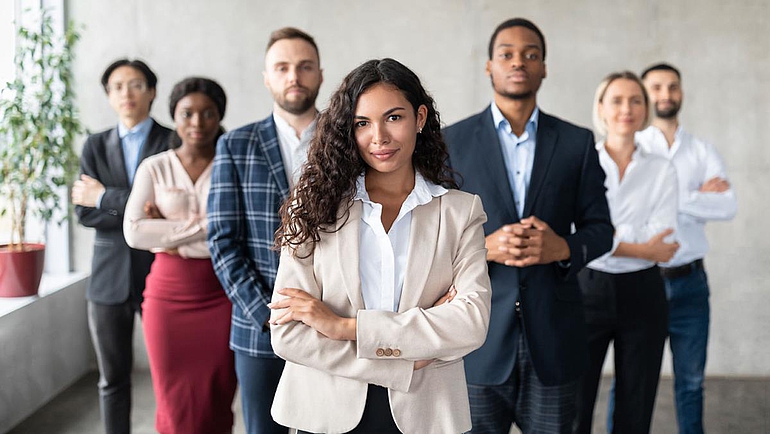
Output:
[490, 103, 539, 219]
[95, 117, 154, 209]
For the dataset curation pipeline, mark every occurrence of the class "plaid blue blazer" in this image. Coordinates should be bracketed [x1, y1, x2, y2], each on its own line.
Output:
[207, 115, 289, 358]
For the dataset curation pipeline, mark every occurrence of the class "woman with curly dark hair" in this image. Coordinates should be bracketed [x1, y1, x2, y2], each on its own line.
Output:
[268, 58, 492, 434]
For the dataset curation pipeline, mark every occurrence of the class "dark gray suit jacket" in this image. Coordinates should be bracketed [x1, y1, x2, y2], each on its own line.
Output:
[75, 120, 171, 305]
[444, 107, 613, 387]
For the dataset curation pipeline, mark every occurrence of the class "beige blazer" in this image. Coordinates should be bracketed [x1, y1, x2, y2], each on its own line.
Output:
[270, 190, 492, 434]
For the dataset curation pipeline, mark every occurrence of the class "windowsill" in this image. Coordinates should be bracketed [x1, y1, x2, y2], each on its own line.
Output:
[0, 271, 89, 317]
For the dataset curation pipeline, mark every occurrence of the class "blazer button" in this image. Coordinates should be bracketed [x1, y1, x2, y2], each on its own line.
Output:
[384, 348, 393, 356]
[393, 349, 401, 357]
[515, 300, 521, 312]
[376, 348, 385, 357]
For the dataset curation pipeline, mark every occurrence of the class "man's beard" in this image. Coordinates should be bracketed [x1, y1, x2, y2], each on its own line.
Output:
[655, 101, 680, 119]
[275, 87, 319, 115]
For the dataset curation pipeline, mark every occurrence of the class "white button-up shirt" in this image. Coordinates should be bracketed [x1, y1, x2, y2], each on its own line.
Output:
[636, 126, 737, 267]
[588, 141, 679, 274]
[354, 172, 448, 312]
[273, 113, 316, 188]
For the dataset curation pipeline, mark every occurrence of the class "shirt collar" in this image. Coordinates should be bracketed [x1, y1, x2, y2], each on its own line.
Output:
[595, 139, 645, 161]
[118, 117, 153, 139]
[490, 102, 539, 136]
[273, 112, 318, 143]
[354, 171, 448, 206]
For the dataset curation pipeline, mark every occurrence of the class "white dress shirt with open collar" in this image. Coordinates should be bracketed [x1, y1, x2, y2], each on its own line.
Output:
[354, 171, 448, 312]
[636, 126, 737, 267]
[588, 141, 679, 274]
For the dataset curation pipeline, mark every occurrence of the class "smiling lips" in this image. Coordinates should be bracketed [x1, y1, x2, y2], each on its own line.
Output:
[371, 148, 399, 161]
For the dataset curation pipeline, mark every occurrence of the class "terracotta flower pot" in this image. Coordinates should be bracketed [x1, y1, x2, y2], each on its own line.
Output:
[0, 243, 46, 297]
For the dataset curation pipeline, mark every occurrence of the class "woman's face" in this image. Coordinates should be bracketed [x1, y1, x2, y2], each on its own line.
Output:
[174, 92, 221, 149]
[599, 78, 647, 138]
[353, 83, 427, 179]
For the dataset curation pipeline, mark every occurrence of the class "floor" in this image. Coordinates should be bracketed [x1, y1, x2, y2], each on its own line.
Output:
[7, 370, 770, 433]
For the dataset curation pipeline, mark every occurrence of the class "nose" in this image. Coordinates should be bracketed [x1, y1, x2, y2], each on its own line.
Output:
[287, 66, 298, 84]
[190, 113, 203, 127]
[371, 122, 389, 145]
[510, 52, 525, 69]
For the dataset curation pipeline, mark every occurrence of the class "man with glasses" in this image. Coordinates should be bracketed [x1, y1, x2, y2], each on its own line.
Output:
[73, 59, 170, 434]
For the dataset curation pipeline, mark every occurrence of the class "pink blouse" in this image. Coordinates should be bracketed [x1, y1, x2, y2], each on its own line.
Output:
[124, 150, 212, 259]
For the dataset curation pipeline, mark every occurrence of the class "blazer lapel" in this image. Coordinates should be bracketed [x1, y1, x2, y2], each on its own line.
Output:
[476, 107, 519, 221]
[140, 120, 169, 160]
[258, 116, 291, 201]
[106, 128, 129, 186]
[335, 202, 366, 310]
[398, 197, 440, 313]
[523, 112, 558, 218]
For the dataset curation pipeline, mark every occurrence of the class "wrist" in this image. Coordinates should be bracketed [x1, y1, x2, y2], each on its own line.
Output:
[335, 317, 356, 341]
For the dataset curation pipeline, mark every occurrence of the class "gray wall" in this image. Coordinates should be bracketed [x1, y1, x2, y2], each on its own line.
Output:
[68, 0, 770, 377]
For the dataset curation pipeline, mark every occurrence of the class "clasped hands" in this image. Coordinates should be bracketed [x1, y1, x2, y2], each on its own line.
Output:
[71, 174, 105, 207]
[268, 285, 457, 371]
[486, 215, 570, 267]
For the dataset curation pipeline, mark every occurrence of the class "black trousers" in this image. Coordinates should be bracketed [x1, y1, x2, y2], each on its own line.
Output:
[299, 384, 400, 433]
[87, 299, 141, 434]
[573, 266, 668, 434]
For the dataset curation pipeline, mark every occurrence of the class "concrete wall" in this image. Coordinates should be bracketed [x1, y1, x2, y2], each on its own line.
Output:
[68, 0, 770, 376]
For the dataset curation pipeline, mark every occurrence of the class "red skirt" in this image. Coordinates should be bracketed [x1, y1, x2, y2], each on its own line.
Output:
[143, 253, 236, 434]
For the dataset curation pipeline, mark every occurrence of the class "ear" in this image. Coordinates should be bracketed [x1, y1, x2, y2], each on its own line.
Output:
[542, 63, 547, 79]
[262, 70, 269, 90]
[416, 104, 428, 130]
[485, 60, 492, 77]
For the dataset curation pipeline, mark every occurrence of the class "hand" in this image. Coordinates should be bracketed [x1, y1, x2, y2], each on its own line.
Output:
[485, 224, 524, 265]
[500, 216, 571, 267]
[144, 201, 163, 219]
[432, 285, 457, 307]
[71, 174, 106, 207]
[269, 288, 356, 341]
[164, 248, 179, 256]
[644, 228, 680, 262]
[414, 360, 433, 370]
[699, 177, 730, 193]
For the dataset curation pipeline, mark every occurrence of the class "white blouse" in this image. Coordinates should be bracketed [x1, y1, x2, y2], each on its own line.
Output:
[123, 150, 212, 259]
[354, 172, 448, 311]
[588, 141, 679, 274]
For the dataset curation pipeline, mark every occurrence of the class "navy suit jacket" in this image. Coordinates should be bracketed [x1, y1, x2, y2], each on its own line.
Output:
[443, 107, 613, 386]
[207, 115, 289, 358]
[75, 120, 171, 305]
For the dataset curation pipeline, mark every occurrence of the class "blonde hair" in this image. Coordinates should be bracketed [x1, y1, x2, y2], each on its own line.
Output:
[592, 71, 651, 137]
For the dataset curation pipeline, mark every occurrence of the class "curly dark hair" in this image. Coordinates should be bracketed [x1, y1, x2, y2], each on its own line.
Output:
[276, 58, 457, 253]
[168, 77, 227, 149]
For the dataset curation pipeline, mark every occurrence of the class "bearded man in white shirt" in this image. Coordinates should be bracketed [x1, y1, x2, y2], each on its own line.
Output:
[607, 63, 737, 434]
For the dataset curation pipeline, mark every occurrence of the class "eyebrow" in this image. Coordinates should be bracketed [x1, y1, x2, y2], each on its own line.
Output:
[354, 106, 406, 119]
[496, 43, 541, 51]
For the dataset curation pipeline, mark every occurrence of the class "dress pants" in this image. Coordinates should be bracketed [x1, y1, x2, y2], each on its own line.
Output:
[468, 329, 577, 434]
[235, 353, 288, 434]
[88, 299, 141, 434]
[574, 266, 668, 434]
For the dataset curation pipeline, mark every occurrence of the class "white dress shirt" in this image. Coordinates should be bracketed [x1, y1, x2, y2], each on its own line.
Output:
[588, 141, 679, 274]
[273, 113, 316, 187]
[354, 171, 448, 312]
[636, 126, 737, 267]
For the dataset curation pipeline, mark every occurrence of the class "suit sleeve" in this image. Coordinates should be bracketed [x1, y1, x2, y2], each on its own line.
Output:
[562, 131, 614, 278]
[207, 136, 273, 329]
[270, 245, 415, 393]
[356, 194, 491, 362]
[74, 135, 130, 230]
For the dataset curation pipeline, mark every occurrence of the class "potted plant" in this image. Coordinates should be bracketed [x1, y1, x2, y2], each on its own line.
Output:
[0, 9, 82, 297]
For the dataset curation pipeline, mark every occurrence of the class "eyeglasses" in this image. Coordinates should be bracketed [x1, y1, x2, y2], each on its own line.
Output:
[106, 80, 148, 94]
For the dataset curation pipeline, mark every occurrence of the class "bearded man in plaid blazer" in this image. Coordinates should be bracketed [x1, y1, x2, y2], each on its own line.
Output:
[207, 27, 323, 434]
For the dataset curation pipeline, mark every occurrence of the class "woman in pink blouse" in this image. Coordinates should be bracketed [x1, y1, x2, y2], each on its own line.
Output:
[124, 77, 236, 434]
